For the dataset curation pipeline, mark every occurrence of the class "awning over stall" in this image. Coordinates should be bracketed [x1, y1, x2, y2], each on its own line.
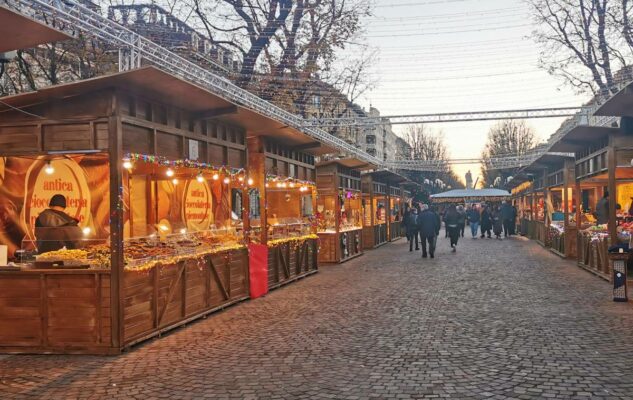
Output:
[0, 5, 72, 52]
[430, 188, 510, 203]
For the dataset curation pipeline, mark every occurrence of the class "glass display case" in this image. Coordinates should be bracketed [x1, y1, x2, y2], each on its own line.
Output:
[266, 188, 316, 240]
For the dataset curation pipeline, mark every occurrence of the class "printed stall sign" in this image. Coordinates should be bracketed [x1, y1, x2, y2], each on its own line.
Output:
[0, 154, 110, 256]
[182, 179, 213, 231]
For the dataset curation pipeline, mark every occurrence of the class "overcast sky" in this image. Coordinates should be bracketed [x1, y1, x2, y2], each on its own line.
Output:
[350, 0, 589, 186]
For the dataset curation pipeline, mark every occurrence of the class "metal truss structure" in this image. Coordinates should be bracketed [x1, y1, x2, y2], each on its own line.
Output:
[308, 107, 587, 127]
[4, 0, 628, 173]
[8, 0, 385, 167]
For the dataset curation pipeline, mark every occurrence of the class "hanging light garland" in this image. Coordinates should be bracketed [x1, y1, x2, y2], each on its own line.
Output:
[125, 153, 254, 185]
[265, 174, 316, 191]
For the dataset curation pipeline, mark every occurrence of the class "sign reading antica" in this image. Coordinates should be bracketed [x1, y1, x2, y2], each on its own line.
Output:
[182, 179, 213, 231]
[23, 158, 92, 233]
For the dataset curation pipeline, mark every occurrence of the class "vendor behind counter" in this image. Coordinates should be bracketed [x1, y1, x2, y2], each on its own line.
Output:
[34, 194, 81, 253]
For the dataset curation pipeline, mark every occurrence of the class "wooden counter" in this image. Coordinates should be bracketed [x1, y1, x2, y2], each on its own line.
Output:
[0, 247, 249, 354]
[317, 229, 363, 263]
[267, 237, 318, 290]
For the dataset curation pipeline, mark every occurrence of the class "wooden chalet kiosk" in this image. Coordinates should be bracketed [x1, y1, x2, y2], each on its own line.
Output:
[0, 66, 326, 354]
[361, 170, 407, 249]
[507, 174, 533, 236]
[246, 136, 322, 291]
[525, 172, 547, 244]
[315, 158, 370, 263]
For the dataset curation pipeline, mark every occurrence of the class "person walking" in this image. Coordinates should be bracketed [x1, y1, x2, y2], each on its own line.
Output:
[492, 206, 503, 239]
[417, 204, 439, 258]
[480, 205, 492, 239]
[444, 205, 460, 252]
[500, 201, 513, 238]
[457, 205, 466, 237]
[510, 203, 518, 235]
[467, 204, 480, 238]
[405, 207, 419, 252]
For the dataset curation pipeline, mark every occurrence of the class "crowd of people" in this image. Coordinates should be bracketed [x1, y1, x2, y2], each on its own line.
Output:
[403, 201, 518, 257]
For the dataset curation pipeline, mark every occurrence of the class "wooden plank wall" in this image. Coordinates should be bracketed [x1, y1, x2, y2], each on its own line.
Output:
[0, 270, 113, 354]
[122, 248, 249, 347]
[267, 238, 318, 290]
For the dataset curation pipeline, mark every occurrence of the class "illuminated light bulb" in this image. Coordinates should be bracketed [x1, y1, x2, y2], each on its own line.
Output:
[247, 178, 254, 186]
[166, 168, 175, 177]
[238, 176, 244, 182]
[196, 173, 204, 183]
[180, 228, 187, 234]
[265, 183, 269, 188]
[212, 173, 219, 180]
[223, 177, 230, 184]
[159, 225, 169, 231]
[44, 162, 54, 175]
[172, 178, 179, 185]
[289, 182, 295, 188]
[276, 182, 282, 188]
[281, 182, 287, 188]
[82, 227, 91, 236]
[122, 157, 133, 170]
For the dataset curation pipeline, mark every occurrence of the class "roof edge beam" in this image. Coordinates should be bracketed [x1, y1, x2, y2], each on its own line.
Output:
[194, 105, 238, 120]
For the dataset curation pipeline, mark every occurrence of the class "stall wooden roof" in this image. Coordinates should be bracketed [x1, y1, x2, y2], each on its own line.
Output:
[0, 5, 72, 52]
[316, 157, 375, 170]
[363, 169, 409, 185]
[0, 66, 336, 155]
[594, 83, 633, 116]
[549, 125, 618, 153]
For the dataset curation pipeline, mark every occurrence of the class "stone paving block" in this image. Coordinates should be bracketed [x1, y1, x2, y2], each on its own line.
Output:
[1, 235, 633, 399]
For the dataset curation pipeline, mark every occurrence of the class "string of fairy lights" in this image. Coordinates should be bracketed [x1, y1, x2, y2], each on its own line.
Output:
[122, 153, 316, 192]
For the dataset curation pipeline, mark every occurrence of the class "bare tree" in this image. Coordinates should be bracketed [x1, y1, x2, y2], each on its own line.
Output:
[400, 125, 463, 192]
[188, 0, 374, 113]
[527, 0, 633, 97]
[481, 120, 537, 188]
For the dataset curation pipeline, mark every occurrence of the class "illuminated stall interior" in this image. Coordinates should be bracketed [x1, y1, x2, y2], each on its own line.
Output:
[316, 158, 369, 263]
[361, 171, 406, 249]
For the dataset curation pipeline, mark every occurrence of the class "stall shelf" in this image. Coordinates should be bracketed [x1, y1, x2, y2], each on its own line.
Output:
[316, 159, 368, 263]
[0, 66, 317, 354]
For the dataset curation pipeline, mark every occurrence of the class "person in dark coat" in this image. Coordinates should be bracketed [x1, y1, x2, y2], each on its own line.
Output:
[405, 207, 419, 252]
[467, 204, 480, 238]
[595, 191, 609, 225]
[480, 205, 492, 239]
[500, 201, 514, 238]
[417, 204, 439, 258]
[457, 205, 466, 237]
[492, 206, 503, 239]
[444, 205, 460, 252]
[510, 204, 518, 235]
[35, 194, 81, 253]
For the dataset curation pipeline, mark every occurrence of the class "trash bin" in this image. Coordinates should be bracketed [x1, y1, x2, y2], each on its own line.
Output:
[608, 252, 628, 302]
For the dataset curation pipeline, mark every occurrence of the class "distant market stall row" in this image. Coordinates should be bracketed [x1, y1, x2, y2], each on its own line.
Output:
[507, 88, 633, 283]
[0, 60, 424, 354]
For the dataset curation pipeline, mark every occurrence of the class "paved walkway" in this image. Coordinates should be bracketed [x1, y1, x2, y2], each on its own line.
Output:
[2, 234, 633, 399]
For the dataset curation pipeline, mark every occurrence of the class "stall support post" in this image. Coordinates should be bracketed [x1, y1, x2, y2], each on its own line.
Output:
[247, 136, 268, 245]
[108, 93, 124, 350]
[543, 170, 550, 227]
[563, 159, 574, 257]
[607, 136, 617, 243]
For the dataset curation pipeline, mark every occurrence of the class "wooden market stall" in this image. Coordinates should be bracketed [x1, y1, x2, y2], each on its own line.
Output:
[525, 174, 547, 244]
[361, 170, 407, 249]
[246, 136, 326, 291]
[0, 66, 327, 354]
[388, 184, 404, 242]
[550, 123, 631, 280]
[506, 174, 533, 236]
[316, 158, 370, 263]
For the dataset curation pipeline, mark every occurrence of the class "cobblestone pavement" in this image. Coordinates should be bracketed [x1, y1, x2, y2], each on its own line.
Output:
[3, 234, 633, 399]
